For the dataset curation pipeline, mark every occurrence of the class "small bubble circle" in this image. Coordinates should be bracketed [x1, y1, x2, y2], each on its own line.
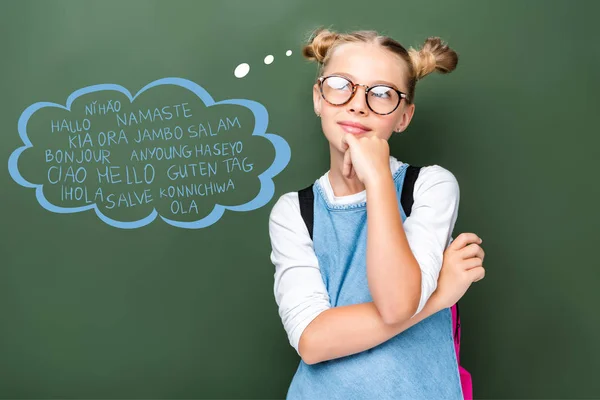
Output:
[264, 55, 274, 65]
[286, 50, 292, 56]
[234, 63, 250, 78]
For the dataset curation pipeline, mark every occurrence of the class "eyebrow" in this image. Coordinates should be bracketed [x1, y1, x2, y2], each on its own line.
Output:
[329, 72, 403, 91]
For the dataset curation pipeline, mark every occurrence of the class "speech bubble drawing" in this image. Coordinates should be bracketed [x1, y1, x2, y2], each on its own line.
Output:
[234, 50, 292, 78]
[8, 77, 291, 229]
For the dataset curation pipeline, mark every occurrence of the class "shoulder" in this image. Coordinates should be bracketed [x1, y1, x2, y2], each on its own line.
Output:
[414, 164, 459, 198]
[392, 156, 457, 191]
[269, 192, 300, 220]
[269, 191, 309, 238]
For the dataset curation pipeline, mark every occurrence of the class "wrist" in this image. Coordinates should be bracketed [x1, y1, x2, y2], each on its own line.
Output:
[428, 291, 447, 313]
[364, 169, 393, 190]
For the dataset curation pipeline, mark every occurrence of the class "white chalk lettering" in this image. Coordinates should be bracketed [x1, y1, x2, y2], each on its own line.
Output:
[116, 103, 192, 127]
[51, 118, 91, 133]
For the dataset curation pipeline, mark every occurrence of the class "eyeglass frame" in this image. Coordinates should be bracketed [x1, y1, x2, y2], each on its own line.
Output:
[316, 74, 409, 115]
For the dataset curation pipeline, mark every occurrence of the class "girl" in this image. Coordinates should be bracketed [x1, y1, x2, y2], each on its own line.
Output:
[269, 28, 485, 399]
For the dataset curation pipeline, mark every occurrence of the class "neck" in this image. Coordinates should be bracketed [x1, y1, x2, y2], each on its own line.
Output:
[327, 143, 366, 197]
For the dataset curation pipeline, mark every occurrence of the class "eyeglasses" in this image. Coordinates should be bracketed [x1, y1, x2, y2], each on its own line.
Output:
[317, 75, 409, 115]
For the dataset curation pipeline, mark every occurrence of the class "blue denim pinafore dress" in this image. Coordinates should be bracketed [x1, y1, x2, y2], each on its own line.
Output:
[286, 163, 463, 400]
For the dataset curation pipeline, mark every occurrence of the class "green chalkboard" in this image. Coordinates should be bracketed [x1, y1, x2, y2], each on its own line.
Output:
[1, 0, 599, 398]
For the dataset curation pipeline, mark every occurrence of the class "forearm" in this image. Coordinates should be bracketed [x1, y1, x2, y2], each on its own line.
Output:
[365, 173, 422, 323]
[300, 294, 443, 365]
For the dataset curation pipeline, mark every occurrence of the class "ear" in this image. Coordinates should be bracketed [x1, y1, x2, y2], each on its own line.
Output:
[394, 103, 415, 133]
[313, 83, 322, 115]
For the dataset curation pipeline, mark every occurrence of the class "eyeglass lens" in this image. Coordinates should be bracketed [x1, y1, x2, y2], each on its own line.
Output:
[321, 76, 401, 114]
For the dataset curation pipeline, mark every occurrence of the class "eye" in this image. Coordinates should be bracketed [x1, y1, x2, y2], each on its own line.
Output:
[325, 76, 352, 91]
[369, 86, 393, 99]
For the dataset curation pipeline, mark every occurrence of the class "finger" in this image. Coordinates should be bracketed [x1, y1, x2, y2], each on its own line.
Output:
[467, 266, 485, 282]
[341, 135, 349, 152]
[460, 243, 485, 260]
[344, 133, 358, 145]
[462, 257, 483, 271]
[449, 233, 482, 250]
[343, 149, 353, 178]
[341, 133, 353, 149]
[343, 150, 350, 177]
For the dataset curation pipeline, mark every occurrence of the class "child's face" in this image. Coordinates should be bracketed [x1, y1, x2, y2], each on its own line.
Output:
[313, 42, 415, 154]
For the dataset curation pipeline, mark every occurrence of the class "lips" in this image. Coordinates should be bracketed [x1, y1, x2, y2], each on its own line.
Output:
[337, 121, 371, 135]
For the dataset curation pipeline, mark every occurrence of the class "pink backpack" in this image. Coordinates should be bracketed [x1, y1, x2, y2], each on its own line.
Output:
[297, 165, 473, 398]
[452, 303, 473, 399]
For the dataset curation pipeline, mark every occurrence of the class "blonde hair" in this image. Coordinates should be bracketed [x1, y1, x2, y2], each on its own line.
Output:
[302, 27, 458, 104]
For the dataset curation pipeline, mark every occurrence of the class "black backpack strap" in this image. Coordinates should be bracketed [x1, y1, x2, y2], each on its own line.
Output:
[298, 184, 315, 241]
[401, 165, 421, 217]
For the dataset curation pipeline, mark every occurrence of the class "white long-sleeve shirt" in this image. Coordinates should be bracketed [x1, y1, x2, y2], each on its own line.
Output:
[268, 156, 460, 355]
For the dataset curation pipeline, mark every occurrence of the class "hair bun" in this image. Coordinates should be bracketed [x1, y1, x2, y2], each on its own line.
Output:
[302, 28, 340, 64]
[409, 37, 458, 80]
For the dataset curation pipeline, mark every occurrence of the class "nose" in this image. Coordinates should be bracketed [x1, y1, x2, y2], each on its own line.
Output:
[346, 85, 369, 115]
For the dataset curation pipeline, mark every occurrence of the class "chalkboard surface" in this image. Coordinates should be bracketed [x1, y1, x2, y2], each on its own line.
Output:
[1, 0, 599, 398]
